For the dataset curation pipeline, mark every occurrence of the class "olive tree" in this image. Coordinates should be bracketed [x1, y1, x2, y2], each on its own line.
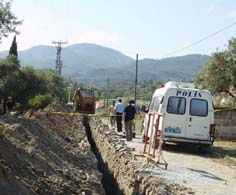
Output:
[0, 0, 22, 41]
[195, 37, 236, 102]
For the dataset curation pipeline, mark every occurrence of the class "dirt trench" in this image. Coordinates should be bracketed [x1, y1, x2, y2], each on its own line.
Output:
[0, 103, 192, 195]
[87, 117, 192, 195]
[0, 109, 105, 195]
[83, 116, 123, 195]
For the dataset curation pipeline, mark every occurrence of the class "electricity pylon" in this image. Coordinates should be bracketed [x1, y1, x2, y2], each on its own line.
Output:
[52, 41, 67, 75]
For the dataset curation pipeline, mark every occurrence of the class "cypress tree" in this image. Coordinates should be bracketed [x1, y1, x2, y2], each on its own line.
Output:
[9, 35, 18, 57]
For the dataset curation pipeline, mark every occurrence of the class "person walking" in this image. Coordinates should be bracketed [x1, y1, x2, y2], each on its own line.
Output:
[123, 100, 136, 141]
[109, 100, 116, 127]
[114, 99, 125, 132]
[6, 96, 14, 113]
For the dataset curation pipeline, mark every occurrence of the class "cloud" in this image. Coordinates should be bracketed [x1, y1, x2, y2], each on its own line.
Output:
[207, 5, 215, 14]
[71, 31, 120, 45]
[227, 9, 236, 18]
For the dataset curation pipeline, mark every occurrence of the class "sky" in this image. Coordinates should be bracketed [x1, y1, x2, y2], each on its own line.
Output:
[0, 0, 236, 59]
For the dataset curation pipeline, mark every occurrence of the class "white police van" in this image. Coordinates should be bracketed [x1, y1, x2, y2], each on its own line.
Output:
[142, 81, 215, 146]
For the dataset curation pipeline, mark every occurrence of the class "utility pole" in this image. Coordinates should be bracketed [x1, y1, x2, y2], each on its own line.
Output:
[106, 77, 110, 112]
[134, 53, 138, 102]
[67, 83, 73, 104]
[52, 40, 68, 75]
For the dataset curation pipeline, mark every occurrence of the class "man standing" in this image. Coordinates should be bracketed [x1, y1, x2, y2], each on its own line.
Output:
[6, 96, 14, 113]
[114, 99, 125, 132]
[109, 100, 116, 127]
[123, 100, 136, 141]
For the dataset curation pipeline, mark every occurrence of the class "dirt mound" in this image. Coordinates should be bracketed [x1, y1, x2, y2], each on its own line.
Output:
[44, 99, 72, 112]
[0, 111, 104, 194]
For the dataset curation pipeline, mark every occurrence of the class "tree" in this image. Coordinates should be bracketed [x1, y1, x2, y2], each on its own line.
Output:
[0, 55, 20, 113]
[195, 37, 236, 100]
[0, 55, 19, 78]
[0, 0, 22, 41]
[1, 66, 67, 113]
[227, 38, 236, 90]
[9, 35, 17, 57]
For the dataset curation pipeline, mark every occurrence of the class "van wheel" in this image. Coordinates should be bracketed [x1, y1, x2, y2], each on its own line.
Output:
[198, 145, 211, 153]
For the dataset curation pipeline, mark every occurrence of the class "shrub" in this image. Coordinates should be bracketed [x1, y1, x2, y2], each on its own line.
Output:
[28, 94, 52, 109]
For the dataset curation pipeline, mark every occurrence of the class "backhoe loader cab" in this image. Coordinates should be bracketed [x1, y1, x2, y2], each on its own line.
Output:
[72, 88, 97, 114]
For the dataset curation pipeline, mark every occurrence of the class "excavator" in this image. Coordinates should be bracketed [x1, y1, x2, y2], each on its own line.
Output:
[72, 88, 97, 114]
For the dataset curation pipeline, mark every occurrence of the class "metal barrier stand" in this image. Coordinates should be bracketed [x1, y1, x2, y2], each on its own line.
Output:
[134, 112, 168, 170]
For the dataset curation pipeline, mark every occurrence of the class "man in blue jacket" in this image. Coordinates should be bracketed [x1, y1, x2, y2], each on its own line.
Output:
[114, 99, 125, 132]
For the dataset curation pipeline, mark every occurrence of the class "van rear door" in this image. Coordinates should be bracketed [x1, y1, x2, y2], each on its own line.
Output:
[186, 95, 212, 141]
[164, 96, 187, 138]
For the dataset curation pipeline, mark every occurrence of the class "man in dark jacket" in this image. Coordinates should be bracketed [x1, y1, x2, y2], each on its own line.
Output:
[6, 96, 14, 113]
[123, 100, 136, 141]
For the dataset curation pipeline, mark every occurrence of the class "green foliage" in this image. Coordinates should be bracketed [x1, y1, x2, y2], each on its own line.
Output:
[195, 52, 231, 94]
[9, 35, 18, 57]
[195, 37, 236, 98]
[227, 37, 236, 89]
[138, 80, 162, 101]
[28, 94, 52, 109]
[0, 0, 22, 40]
[0, 55, 19, 78]
[0, 55, 68, 112]
[98, 80, 162, 102]
[43, 69, 67, 100]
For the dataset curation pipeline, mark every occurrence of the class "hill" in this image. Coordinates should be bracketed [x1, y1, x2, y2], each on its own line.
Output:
[77, 54, 210, 86]
[0, 43, 210, 86]
[0, 43, 134, 76]
[134, 54, 210, 82]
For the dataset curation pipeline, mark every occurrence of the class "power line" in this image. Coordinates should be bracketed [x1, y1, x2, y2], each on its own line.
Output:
[161, 21, 236, 58]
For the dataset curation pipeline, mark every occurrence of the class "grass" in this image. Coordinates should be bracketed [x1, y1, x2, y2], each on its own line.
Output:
[134, 113, 145, 135]
[210, 141, 236, 166]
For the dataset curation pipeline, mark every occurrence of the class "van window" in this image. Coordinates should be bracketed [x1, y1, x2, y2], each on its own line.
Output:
[153, 96, 163, 112]
[149, 97, 157, 112]
[190, 99, 208, 117]
[167, 97, 186, 115]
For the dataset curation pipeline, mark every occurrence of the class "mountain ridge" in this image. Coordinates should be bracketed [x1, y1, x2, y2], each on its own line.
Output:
[0, 43, 211, 86]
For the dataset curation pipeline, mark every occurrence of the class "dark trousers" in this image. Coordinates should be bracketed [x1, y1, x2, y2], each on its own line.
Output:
[116, 112, 122, 132]
[125, 120, 133, 141]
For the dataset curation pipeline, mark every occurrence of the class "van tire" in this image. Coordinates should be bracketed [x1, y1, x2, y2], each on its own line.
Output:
[198, 145, 211, 153]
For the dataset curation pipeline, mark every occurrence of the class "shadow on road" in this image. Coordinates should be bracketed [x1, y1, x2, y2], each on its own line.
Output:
[187, 168, 226, 181]
[162, 142, 236, 163]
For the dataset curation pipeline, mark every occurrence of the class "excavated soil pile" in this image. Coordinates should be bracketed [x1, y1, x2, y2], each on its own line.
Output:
[0, 108, 105, 195]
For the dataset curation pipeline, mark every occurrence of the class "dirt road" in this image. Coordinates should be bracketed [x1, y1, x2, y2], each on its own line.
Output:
[126, 136, 236, 195]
